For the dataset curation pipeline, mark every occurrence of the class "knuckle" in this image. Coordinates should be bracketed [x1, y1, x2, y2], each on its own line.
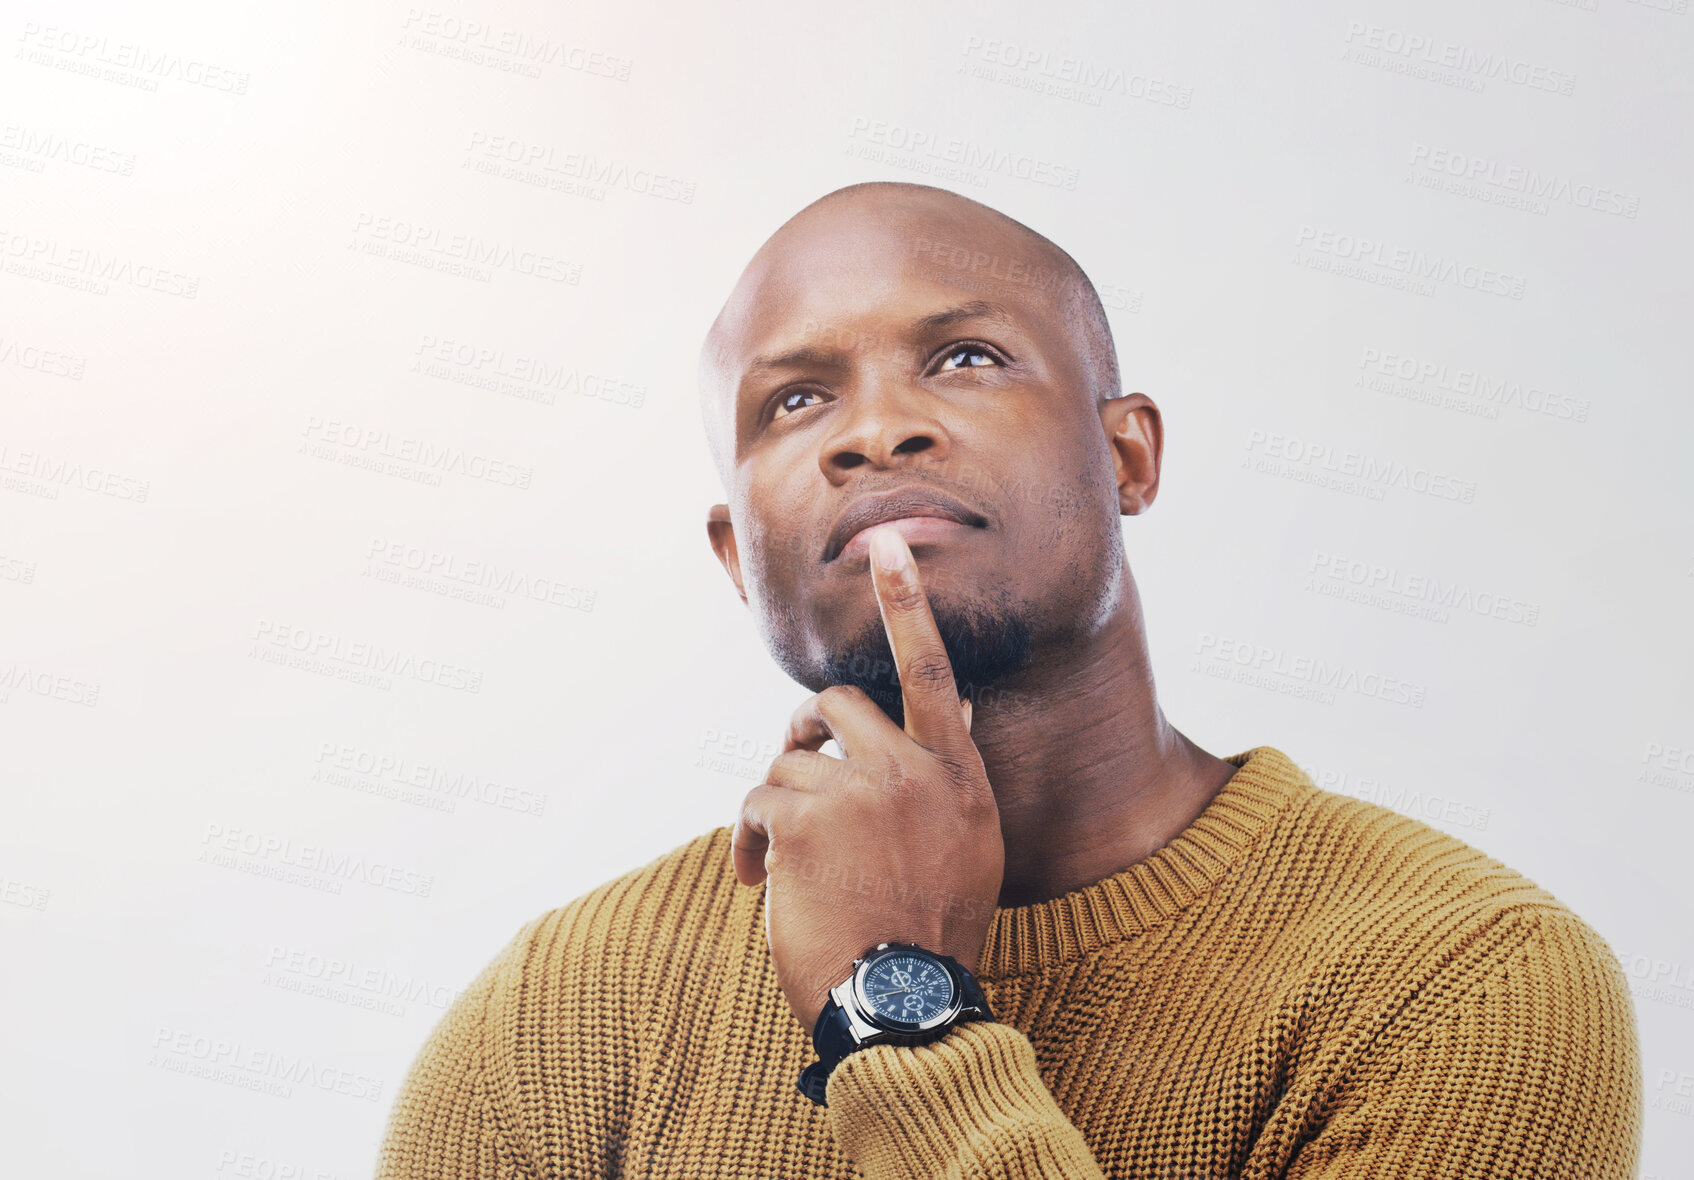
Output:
[817, 683, 867, 710]
[882, 577, 929, 613]
[739, 781, 783, 823]
[904, 651, 957, 692]
[736, 785, 760, 817]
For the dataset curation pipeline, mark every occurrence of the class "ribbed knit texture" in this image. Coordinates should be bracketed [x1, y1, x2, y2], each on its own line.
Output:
[376, 746, 1642, 1179]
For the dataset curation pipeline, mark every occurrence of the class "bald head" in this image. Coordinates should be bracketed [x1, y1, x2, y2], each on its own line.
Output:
[699, 182, 1121, 485]
[696, 181, 1159, 720]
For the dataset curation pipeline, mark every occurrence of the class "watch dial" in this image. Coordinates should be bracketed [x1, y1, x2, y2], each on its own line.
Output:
[861, 952, 956, 1026]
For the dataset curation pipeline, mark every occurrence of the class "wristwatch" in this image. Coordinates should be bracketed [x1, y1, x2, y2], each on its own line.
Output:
[797, 941, 994, 1106]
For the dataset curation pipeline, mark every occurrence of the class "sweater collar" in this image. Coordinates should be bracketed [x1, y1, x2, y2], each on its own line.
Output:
[977, 745, 1307, 979]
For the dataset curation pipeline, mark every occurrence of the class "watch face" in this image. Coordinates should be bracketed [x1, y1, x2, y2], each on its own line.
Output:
[858, 949, 958, 1029]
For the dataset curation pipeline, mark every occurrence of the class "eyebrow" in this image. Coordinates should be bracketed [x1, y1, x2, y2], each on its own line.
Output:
[743, 345, 845, 381]
[743, 301, 1018, 379]
[910, 300, 1016, 335]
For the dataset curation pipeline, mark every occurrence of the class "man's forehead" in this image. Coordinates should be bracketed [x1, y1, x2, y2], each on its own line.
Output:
[709, 209, 1066, 374]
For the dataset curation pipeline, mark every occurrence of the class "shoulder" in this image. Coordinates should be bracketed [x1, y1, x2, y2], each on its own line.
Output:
[407, 829, 758, 1159]
[1244, 749, 1625, 989]
[1234, 752, 1637, 1072]
[1267, 762, 1568, 930]
[445, 827, 746, 1021]
[442, 826, 751, 1026]
[509, 824, 751, 983]
[468, 827, 756, 1091]
[1245, 774, 1645, 1173]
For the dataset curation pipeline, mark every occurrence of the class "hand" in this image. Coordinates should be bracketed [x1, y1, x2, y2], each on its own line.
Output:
[732, 525, 1005, 1034]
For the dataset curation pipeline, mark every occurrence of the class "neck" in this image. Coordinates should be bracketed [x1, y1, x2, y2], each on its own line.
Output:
[968, 560, 1238, 908]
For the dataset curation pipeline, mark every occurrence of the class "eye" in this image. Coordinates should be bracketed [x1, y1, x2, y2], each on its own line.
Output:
[935, 342, 1005, 373]
[770, 387, 827, 421]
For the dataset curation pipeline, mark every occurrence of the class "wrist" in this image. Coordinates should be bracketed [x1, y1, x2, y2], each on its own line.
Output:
[797, 941, 994, 1107]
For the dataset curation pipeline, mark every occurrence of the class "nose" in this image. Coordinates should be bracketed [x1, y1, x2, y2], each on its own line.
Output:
[819, 377, 953, 481]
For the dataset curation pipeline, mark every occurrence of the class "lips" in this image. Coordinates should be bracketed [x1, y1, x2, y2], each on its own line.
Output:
[823, 486, 988, 563]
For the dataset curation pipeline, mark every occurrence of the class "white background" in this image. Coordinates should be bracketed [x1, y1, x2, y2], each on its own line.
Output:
[3, 0, 1691, 1176]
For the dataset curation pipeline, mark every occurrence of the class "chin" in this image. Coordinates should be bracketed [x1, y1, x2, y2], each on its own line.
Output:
[820, 596, 1036, 722]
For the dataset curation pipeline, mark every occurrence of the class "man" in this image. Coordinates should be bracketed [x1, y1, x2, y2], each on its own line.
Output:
[376, 183, 1642, 1179]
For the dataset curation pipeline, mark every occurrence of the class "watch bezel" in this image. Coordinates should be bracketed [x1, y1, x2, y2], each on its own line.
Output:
[850, 943, 965, 1034]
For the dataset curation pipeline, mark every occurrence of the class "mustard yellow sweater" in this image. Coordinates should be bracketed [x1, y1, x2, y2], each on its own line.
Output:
[376, 745, 1641, 1178]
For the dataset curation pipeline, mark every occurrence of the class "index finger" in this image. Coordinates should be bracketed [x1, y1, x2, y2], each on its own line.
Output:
[867, 525, 969, 752]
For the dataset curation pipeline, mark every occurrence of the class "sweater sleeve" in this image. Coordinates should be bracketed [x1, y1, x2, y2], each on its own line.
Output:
[375, 923, 540, 1180]
[1285, 908, 1643, 1180]
[824, 1019, 1108, 1180]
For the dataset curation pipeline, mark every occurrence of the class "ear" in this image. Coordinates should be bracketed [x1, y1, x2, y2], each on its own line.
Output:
[1100, 393, 1163, 515]
[706, 504, 749, 605]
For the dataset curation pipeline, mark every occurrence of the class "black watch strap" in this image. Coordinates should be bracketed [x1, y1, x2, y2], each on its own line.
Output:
[797, 998, 857, 1104]
[814, 996, 860, 1067]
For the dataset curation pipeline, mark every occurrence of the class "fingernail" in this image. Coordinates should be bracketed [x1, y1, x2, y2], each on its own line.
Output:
[960, 698, 973, 732]
[871, 526, 907, 573]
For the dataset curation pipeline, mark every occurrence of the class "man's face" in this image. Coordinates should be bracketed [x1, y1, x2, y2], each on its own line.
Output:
[704, 194, 1125, 723]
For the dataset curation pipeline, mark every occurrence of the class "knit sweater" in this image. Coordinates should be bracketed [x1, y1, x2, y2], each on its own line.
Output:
[376, 745, 1642, 1179]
